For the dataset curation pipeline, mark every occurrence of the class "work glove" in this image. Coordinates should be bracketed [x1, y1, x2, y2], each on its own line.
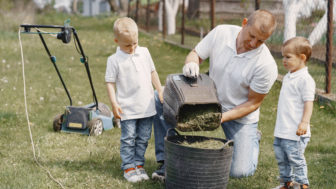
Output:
[183, 62, 199, 78]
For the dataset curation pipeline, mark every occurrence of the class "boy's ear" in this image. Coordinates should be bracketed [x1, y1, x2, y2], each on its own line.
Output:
[114, 38, 118, 43]
[242, 18, 248, 27]
[299, 54, 307, 62]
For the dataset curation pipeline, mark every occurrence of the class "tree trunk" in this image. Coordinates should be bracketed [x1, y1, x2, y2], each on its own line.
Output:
[308, 1, 336, 45]
[107, 0, 117, 12]
[73, 0, 78, 14]
[158, 0, 179, 35]
[283, 0, 304, 42]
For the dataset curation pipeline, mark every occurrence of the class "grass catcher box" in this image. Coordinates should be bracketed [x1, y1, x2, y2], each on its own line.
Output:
[163, 73, 222, 131]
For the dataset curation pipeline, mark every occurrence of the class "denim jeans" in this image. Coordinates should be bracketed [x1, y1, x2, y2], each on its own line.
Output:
[153, 91, 173, 162]
[221, 120, 260, 178]
[120, 116, 153, 170]
[273, 137, 310, 185]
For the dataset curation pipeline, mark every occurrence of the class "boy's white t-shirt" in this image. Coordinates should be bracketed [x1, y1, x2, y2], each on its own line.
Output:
[274, 67, 315, 141]
[195, 25, 278, 124]
[105, 46, 156, 121]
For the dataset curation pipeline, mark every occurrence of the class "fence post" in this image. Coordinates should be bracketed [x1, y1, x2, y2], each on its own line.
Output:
[135, 0, 139, 22]
[127, 0, 131, 17]
[146, 0, 150, 31]
[210, 0, 215, 29]
[181, 0, 185, 45]
[162, 0, 166, 39]
[325, 0, 333, 93]
[255, 0, 260, 10]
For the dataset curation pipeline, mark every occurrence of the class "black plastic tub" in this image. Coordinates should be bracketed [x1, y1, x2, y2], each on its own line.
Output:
[165, 129, 234, 189]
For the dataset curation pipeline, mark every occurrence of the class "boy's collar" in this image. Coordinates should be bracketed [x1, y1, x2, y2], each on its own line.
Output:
[287, 66, 308, 78]
[116, 46, 140, 57]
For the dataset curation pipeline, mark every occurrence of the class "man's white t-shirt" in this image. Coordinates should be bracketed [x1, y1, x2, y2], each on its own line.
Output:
[105, 46, 156, 121]
[274, 67, 315, 141]
[195, 25, 278, 124]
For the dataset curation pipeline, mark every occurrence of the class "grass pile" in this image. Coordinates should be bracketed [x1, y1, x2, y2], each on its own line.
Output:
[177, 106, 221, 132]
[180, 139, 224, 149]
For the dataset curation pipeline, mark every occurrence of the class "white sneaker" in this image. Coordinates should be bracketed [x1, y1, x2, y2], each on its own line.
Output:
[124, 168, 141, 183]
[136, 166, 149, 181]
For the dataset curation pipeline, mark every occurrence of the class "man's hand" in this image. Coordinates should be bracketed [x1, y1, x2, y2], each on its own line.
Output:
[183, 62, 199, 78]
[296, 122, 308, 136]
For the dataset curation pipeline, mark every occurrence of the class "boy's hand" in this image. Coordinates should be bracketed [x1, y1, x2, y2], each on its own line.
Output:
[296, 122, 308, 136]
[158, 90, 164, 103]
[112, 104, 123, 119]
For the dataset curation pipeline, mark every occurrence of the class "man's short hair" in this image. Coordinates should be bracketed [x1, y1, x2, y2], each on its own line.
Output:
[113, 17, 138, 39]
[283, 37, 312, 61]
[247, 9, 277, 36]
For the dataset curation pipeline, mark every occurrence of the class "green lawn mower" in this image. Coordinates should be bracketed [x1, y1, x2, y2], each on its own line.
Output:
[20, 21, 116, 136]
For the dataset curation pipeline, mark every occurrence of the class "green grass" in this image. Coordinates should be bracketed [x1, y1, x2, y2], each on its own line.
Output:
[1, 12, 336, 189]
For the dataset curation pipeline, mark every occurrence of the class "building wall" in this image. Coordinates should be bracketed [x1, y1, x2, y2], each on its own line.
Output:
[83, 0, 111, 16]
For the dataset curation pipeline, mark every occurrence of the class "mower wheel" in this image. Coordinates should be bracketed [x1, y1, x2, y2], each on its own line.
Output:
[97, 103, 112, 117]
[88, 118, 103, 136]
[53, 114, 63, 132]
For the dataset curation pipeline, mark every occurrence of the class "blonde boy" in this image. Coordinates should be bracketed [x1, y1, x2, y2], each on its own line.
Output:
[273, 37, 315, 189]
[105, 17, 163, 183]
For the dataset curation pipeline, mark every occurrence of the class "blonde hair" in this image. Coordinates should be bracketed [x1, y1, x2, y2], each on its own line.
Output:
[247, 9, 277, 36]
[283, 37, 312, 61]
[113, 17, 138, 39]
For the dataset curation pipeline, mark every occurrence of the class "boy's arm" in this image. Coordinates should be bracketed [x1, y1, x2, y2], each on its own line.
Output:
[296, 101, 314, 136]
[106, 82, 123, 119]
[151, 70, 163, 103]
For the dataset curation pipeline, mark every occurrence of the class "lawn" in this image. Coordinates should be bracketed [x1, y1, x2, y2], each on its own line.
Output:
[0, 12, 336, 189]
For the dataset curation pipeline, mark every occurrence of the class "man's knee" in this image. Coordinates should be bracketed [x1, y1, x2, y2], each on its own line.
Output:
[230, 166, 256, 178]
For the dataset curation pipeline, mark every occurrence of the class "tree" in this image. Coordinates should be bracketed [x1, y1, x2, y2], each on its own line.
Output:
[158, 0, 188, 35]
[283, 0, 336, 45]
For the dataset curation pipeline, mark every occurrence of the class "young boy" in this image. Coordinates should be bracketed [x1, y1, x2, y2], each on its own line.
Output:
[273, 37, 315, 189]
[105, 17, 163, 183]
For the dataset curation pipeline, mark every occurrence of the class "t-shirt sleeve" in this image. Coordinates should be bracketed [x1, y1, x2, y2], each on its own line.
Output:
[250, 59, 278, 94]
[195, 26, 219, 60]
[300, 75, 316, 101]
[105, 56, 117, 83]
[145, 48, 156, 72]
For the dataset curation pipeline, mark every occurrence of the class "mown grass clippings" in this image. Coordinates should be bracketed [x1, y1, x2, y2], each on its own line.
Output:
[180, 139, 224, 149]
[177, 105, 221, 132]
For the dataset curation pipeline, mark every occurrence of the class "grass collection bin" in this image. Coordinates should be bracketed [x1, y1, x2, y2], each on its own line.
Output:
[165, 129, 234, 189]
[163, 73, 222, 131]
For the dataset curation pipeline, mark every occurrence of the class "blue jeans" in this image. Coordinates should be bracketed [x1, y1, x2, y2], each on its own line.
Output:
[221, 120, 260, 178]
[273, 137, 310, 185]
[120, 116, 153, 170]
[153, 91, 173, 162]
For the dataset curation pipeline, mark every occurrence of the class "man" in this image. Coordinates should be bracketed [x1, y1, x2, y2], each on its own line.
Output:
[152, 9, 278, 181]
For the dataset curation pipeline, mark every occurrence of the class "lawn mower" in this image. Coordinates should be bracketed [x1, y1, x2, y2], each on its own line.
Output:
[20, 20, 116, 136]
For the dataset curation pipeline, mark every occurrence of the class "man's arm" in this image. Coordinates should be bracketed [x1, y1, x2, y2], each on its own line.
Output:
[151, 70, 163, 103]
[185, 49, 203, 65]
[221, 88, 266, 123]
